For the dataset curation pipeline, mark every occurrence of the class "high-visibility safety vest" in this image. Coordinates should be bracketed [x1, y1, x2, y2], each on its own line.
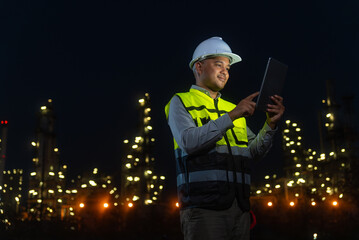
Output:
[165, 88, 252, 211]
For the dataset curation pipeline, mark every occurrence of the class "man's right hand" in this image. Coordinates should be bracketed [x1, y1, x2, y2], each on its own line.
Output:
[228, 92, 259, 121]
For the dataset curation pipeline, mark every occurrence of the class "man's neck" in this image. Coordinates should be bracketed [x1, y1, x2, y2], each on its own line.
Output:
[195, 84, 219, 99]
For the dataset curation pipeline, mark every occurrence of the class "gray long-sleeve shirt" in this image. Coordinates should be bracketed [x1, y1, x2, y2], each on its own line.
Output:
[167, 85, 277, 160]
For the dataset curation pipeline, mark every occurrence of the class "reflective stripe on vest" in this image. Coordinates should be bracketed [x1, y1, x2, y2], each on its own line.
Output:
[176, 170, 251, 187]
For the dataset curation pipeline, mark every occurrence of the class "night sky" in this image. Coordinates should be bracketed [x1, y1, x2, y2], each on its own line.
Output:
[1, 1, 358, 194]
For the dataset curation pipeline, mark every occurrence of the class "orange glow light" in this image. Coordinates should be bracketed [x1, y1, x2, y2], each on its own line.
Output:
[289, 201, 295, 207]
[79, 203, 85, 208]
[128, 202, 133, 208]
[332, 201, 338, 206]
[267, 202, 273, 207]
[103, 203, 109, 208]
[176, 202, 179, 208]
[311, 201, 316, 206]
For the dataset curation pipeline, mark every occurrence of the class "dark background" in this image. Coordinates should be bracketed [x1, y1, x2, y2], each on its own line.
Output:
[1, 0, 358, 194]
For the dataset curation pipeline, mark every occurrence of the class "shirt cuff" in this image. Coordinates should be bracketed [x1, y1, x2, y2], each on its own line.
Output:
[214, 113, 234, 133]
[262, 122, 277, 136]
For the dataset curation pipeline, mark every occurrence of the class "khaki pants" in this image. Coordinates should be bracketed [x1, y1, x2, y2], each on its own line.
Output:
[180, 200, 250, 240]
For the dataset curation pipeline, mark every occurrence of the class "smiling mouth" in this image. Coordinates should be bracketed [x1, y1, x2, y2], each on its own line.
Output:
[217, 75, 226, 82]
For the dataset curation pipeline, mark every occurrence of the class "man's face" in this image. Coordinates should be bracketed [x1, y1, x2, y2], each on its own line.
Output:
[196, 56, 231, 92]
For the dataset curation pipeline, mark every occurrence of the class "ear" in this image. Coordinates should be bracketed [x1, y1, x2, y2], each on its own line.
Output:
[195, 61, 203, 75]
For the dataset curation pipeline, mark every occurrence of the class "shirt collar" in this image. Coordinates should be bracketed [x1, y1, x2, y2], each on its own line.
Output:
[190, 85, 222, 100]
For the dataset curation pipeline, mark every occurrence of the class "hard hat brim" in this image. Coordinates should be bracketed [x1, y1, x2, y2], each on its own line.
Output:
[189, 53, 242, 69]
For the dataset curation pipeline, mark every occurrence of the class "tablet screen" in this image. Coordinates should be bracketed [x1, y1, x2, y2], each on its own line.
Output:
[256, 58, 288, 112]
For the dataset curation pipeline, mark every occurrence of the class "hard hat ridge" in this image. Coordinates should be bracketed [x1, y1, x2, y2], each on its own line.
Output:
[189, 36, 242, 69]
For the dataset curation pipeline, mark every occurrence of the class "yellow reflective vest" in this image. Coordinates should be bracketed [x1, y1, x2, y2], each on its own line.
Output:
[165, 88, 252, 211]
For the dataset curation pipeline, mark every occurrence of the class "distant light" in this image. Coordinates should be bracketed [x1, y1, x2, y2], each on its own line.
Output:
[267, 202, 273, 207]
[81, 184, 87, 188]
[332, 201, 338, 206]
[103, 203, 109, 208]
[123, 139, 129, 144]
[89, 180, 97, 186]
[176, 202, 180, 208]
[292, 123, 297, 127]
[326, 113, 332, 118]
[160, 176, 165, 180]
[296, 164, 301, 168]
[329, 152, 335, 156]
[54, 148, 59, 152]
[30, 172, 36, 176]
[289, 201, 295, 207]
[147, 126, 153, 130]
[79, 203, 85, 208]
[139, 99, 145, 103]
[31, 142, 37, 147]
[275, 185, 281, 189]
[295, 128, 301, 132]
[341, 149, 346, 153]
[265, 175, 270, 179]
[256, 190, 261, 194]
[339, 194, 343, 199]
[132, 196, 140, 201]
[313, 233, 318, 240]
[285, 120, 291, 124]
[128, 202, 133, 208]
[311, 201, 316, 206]
[41, 106, 47, 110]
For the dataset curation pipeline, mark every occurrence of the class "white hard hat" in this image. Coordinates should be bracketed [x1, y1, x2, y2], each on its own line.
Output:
[189, 36, 242, 69]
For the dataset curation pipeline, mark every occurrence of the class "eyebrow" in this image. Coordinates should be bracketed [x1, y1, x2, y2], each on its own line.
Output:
[214, 60, 230, 68]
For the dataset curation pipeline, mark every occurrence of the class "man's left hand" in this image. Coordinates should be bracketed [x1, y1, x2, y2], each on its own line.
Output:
[266, 95, 285, 129]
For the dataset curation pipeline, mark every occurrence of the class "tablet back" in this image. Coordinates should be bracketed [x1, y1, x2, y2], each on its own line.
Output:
[256, 58, 288, 112]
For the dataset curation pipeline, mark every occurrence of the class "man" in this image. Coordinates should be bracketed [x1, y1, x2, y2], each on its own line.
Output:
[165, 36, 285, 240]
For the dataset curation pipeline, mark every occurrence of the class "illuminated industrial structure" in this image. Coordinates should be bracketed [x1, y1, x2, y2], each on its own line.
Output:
[120, 93, 165, 207]
[0, 169, 23, 224]
[0, 120, 8, 189]
[27, 99, 67, 220]
[252, 80, 358, 208]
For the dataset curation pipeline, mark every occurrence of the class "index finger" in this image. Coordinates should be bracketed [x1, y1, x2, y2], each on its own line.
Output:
[245, 92, 260, 101]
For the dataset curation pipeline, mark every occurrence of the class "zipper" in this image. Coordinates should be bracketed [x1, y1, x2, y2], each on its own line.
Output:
[214, 99, 236, 189]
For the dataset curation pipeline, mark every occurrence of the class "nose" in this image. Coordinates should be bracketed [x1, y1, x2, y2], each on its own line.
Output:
[220, 67, 228, 76]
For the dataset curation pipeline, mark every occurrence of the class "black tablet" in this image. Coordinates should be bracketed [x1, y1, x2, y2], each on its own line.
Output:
[256, 58, 288, 112]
